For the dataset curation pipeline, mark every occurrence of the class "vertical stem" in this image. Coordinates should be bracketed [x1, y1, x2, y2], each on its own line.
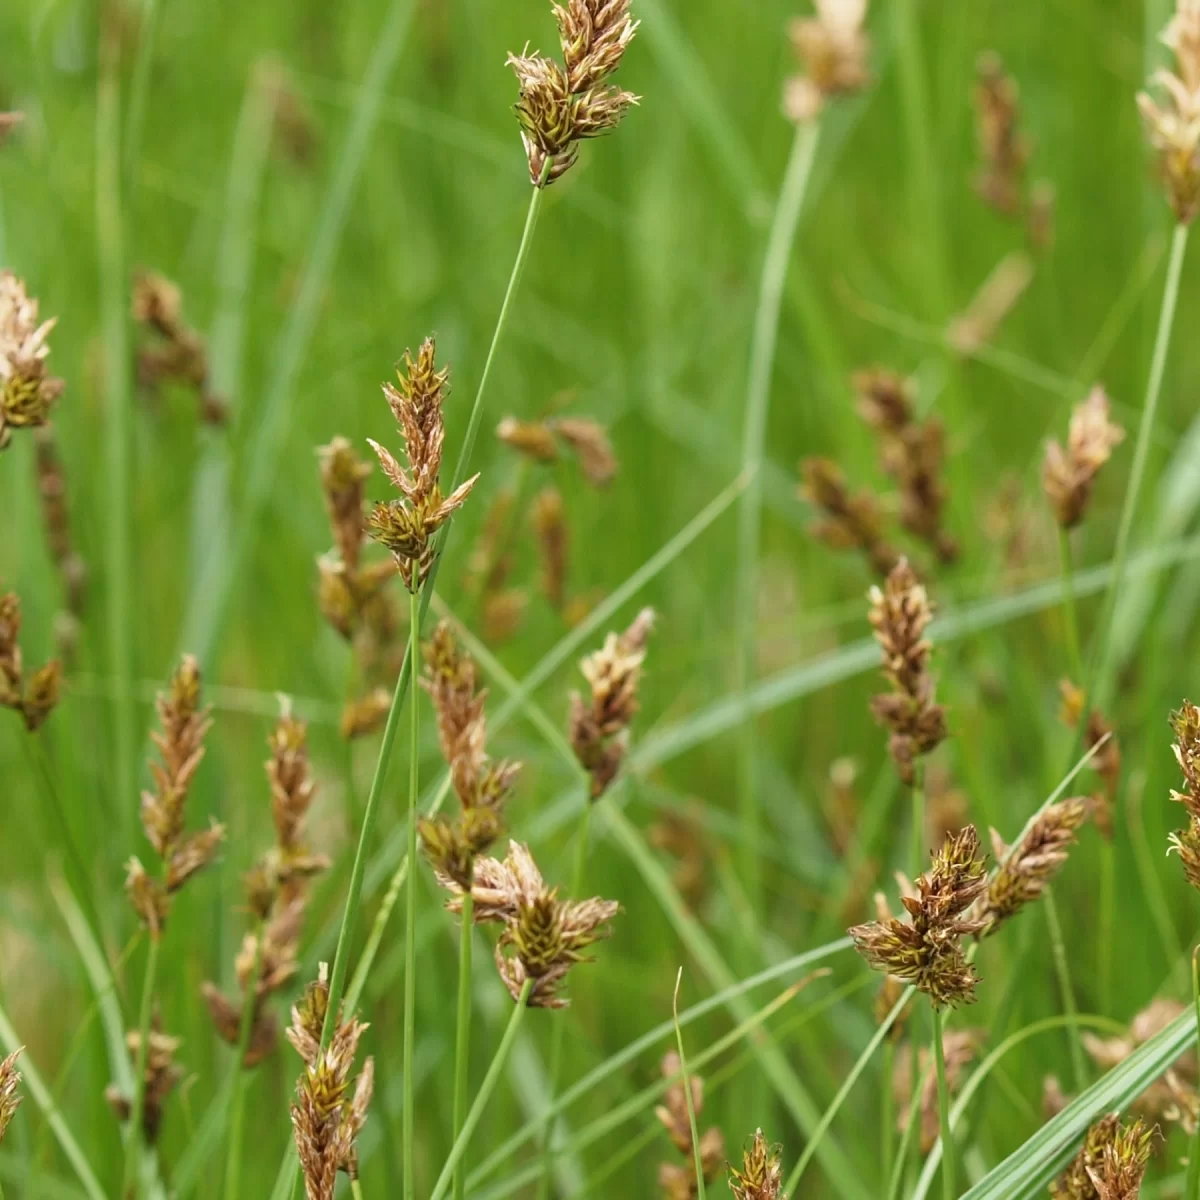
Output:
[881, 1038, 895, 1190]
[1057, 529, 1083, 682]
[1044, 888, 1087, 1091]
[931, 1006, 954, 1200]
[1187, 947, 1200, 1200]
[672, 970, 707, 1200]
[224, 921, 266, 1200]
[451, 892, 474, 1200]
[403, 586, 420, 1200]
[909, 765, 926, 882]
[430, 981, 534, 1200]
[1097, 840, 1115, 1016]
[124, 936, 160, 1197]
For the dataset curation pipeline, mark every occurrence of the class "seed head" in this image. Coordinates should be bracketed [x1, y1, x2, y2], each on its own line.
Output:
[728, 1128, 785, 1200]
[497, 416, 561, 462]
[0, 272, 63, 450]
[569, 607, 655, 798]
[532, 486, 570, 610]
[552, 417, 618, 486]
[972, 53, 1030, 216]
[1051, 1113, 1154, 1200]
[1139, 0, 1200, 224]
[0, 591, 58, 731]
[34, 425, 88, 644]
[106, 1018, 183, 1144]
[0, 1049, 22, 1145]
[800, 457, 899, 576]
[784, 0, 871, 124]
[340, 687, 392, 740]
[1043, 388, 1126, 529]
[1060, 681, 1121, 838]
[656, 1050, 725, 1198]
[1169, 700, 1200, 890]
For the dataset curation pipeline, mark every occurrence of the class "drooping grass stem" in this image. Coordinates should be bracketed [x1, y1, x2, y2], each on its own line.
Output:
[403, 586, 420, 1200]
[452, 892, 475, 1200]
[932, 1006, 954, 1200]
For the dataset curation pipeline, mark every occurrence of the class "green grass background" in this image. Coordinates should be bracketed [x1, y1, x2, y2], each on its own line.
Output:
[3, 0, 1200, 1194]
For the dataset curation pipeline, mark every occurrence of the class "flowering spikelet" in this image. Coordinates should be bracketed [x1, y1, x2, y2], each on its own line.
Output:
[105, 1018, 183, 1143]
[947, 252, 1034, 357]
[1043, 388, 1126, 529]
[569, 607, 655, 798]
[893, 1029, 983, 1152]
[453, 841, 620, 1006]
[656, 1050, 725, 1199]
[509, 0, 640, 186]
[1168, 700, 1200, 889]
[972, 799, 1089, 937]
[867, 560, 947, 786]
[728, 1129, 785, 1200]
[1060, 680, 1121, 838]
[532, 486, 570, 610]
[800, 457, 899, 576]
[0, 1049, 22, 1144]
[1050, 1113, 1154, 1200]
[0, 271, 63, 450]
[856, 370, 958, 564]
[497, 416, 560, 463]
[367, 338, 478, 590]
[34, 426, 88, 655]
[553, 417, 618, 486]
[132, 270, 226, 425]
[849, 826, 988, 1008]
[127, 655, 225, 938]
[784, 0, 871, 124]
[972, 52, 1030, 217]
[0, 590, 63, 732]
[288, 973, 374, 1199]
[1139, 0, 1200, 224]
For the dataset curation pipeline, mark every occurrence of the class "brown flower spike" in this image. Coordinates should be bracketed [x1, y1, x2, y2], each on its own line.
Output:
[0, 271, 63, 450]
[728, 1129, 785, 1200]
[0, 1049, 22, 1145]
[1050, 1113, 1154, 1200]
[367, 339, 478, 590]
[509, 0, 640, 185]
[105, 1018, 184, 1144]
[0, 591, 62, 731]
[1168, 700, 1200, 889]
[850, 826, 988, 1008]
[972, 53, 1030, 217]
[569, 607, 655, 798]
[1139, 0, 1200, 224]
[656, 1051, 725, 1199]
[784, 0, 871, 124]
[800, 457, 899, 576]
[1043, 388, 1126, 529]
[1060, 680, 1121, 838]
[867, 560, 947, 786]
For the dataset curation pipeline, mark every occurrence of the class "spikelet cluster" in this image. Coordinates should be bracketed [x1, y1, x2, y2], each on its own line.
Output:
[1043, 388, 1126, 529]
[106, 1018, 184, 1143]
[202, 709, 330, 1065]
[1050, 1113, 1154, 1200]
[132, 270, 226, 424]
[784, 0, 871, 124]
[0, 1049, 21, 1145]
[125, 655, 225, 939]
[1168, 700, 1200, 889]
[728, 1129, 785, 1200]
[856, 370, 957, 564]
[0, 271, 63, 450]
[867, 560, 947, 786]
[1060, 680, 1121, 838]
[33, 426, 87, 658]
[508, 0, 640, 185]
[419, 622, 519, 890]
[800, 457, 899, 577]
[972, 798, 1089, 937]
[656, 1051, 725, 1199]
[569, 607, 655, 798]
[850, 826, 987, 1008]
[0, 591, 62, 731]
[532, 486, 570, 611]
[1139, 0, 1200, 224]
[496, 414, 619, 487]
[288, 973, 374, 1200]
[972, 53, 1030, 216]
[367, 338, 478, 591]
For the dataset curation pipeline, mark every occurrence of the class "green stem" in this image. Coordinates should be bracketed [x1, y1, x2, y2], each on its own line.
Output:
[124, 935, 160, 1198]
[932, 1006, 954, 1200]
[672, 971, 707, 1200]
[882, 1038, 895, 1190]
[352, 1181, 366, 1200]
[910, 765, 926, 881]
[1044, 888, 1088, 1092]
[430, 980, 534, 1200]
[452, 892, 474, 1200]
[403, 586, 420, 1200]
[1058, 529, 1083, 683]
[886, 1045, 930, 1200]
[1188, 947, 1200, 1200]
[223, 921, 266, 1200]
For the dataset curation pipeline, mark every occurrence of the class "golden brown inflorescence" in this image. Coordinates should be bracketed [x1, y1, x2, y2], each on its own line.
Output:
[126, 655, 225, 939]
[800, 456, 899, 577]
[728, 1128, 785, 1200]
[784, 0, 871, 124]
[1042, 388, 1126, 530]
[972, 52, 1030, 217]
[508, 0, 640, 186]
[0, 1049, 22, 1145]
[655, 1051, 725, 1199]
[496, 414, 619, 487]
[287, 972, 374, 1200]
[105, 1017, 184, 1144]
[867, 560, 947, 786]
[1060, 680, 1121, 838]
[532, 485, 570, 611]
[0, 590, 62, 732]
[1050, 1113, 1154, 1200]
[419, 622, 520, 891]
[1139, 0, 1200, 224]
[1168, 700, 1200, 889]
[850, 826, 988, 1008]
[367, 338, 478, 591]
[0, 271, 63, 451]
[202, 708, 330, 1065]
[132, 270, 227, 425]
[569, 607, 655, 798]
[33, 425, 88, 659]
[971, 798, 1089, 937]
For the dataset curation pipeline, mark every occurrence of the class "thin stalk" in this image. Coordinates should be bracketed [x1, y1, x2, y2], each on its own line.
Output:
[672, 970, 707, 1200]
[910, 774, 925, 882]
[882, 1039, 895, 1189]
[1098, 840, 1116, 1016]
[1058, 529, 1083, 682]
[932, 1007, 954, 1200]
[430, 980, 535, 1200]
[887, 1049, 931, 1200]
[1044, 889, 1088, 1092]
[403, 586, 420, 1200]
[223, 921, 266, 1200]
[452, 893, 474, 1200]
[352, 1182, 366, 1200]
[1188, 946, 1200, 1200]
[124, 935, 160, 1197]
[733, 118, 821, 927]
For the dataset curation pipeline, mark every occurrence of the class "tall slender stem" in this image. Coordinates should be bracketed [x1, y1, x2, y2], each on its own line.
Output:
[931, 1006, 953, 1200]
[223, 921, 266, 1200]
[403, 586, 420, 1200]
[430, 981, 534, 1200]
[1044, 888, 1087, 1092]
[909, 764, 926, 882]
[881, 1039, 895, 1190]
[1187, 947, 1200, 1200]
[452, 892, 474, 1200]
[124, 935, 160, 1197]
[1057, 529, 1083, 682]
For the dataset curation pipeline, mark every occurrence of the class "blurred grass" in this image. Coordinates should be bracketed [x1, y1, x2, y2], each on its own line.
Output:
[3, 0, 1200, 1195]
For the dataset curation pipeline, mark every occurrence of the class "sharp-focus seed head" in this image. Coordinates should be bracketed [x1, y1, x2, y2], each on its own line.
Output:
[0, 1049, 22, 1145]
[728, 1128, 785, 1199]
[784, 0, 871, 123]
